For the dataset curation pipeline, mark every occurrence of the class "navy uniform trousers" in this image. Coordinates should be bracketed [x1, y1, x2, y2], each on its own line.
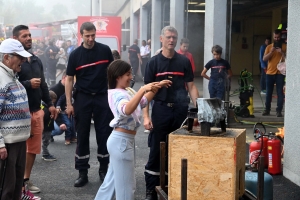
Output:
[74, 91, 113, 172]
[144, 100, 188, 190]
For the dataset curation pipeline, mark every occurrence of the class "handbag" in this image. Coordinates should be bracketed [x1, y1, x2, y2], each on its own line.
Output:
[277, 56, 286, 75]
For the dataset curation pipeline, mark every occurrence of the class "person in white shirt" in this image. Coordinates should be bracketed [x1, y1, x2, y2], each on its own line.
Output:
[140, 40, 150, 78]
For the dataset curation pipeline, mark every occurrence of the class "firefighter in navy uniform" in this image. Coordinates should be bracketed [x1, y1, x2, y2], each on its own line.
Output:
[65, 22, 114, 187]
[128, 39, 142, 80]
[143, 26, 199, 200]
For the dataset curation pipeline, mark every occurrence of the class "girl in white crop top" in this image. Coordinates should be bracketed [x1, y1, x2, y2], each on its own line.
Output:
[95, 60, 171, 200]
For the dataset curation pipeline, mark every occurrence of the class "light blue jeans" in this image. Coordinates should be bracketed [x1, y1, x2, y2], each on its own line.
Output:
[94, 130, 135, 200]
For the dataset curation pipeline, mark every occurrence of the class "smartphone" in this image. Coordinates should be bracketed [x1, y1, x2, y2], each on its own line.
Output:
[274, 41, 282, 49]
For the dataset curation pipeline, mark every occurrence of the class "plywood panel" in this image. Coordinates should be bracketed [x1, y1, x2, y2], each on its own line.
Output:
[168, 128, 246, 200]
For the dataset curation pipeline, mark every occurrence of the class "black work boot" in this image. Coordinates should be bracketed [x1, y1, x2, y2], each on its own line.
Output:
[145, 190, 158, 200]
[74, 171, 88, 187]
[99, 166, 108, 182]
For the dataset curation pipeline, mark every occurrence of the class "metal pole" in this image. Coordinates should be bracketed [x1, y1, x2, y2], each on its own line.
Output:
[181, 158, 188, 200]
[99, 0, 102, 16]
[185, 0, 189, 37]
[257, 156, 265, 200]
[90, 0, 92, 16]
[225, 0, 233, 123]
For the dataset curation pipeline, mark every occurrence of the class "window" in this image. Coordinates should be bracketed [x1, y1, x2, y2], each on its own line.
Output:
[95, 37, 118, 51]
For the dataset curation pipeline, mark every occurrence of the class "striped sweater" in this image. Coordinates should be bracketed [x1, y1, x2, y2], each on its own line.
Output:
[0, 62, 31, 148]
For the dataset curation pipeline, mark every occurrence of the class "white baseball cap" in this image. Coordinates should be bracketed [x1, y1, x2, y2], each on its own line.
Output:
[0, 38, 31, 58]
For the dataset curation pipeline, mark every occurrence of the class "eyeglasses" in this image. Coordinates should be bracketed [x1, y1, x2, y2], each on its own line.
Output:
[9, 53, 26, 61]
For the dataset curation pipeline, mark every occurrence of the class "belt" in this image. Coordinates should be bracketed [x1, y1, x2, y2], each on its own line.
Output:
[155, 100, 175, 107]
[77, 90, 106, 96]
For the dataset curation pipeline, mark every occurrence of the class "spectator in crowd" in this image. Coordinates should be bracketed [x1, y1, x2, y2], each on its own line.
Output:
[65, 22, 114, 187]
[262, 29, 286, 117]
[147, 39, 151, 51]
[177, 38, 196, 73]
[201, 45, 232, 99]
[66, 40, 75, 59]
[0, 38, 31, 200]
[112, 50, 121, 60]
[13, 25, 57, 194]
[259, 37, 271, 94]
[71, 34, 77, 46]
[140, 40, 150, 78]
[36, 41, 47, 78]
[56, 35, 64, 48]
[49, 72, 76, 145]
[41, 91, 57, 161]
[45, 40, 59, 87]
[53, 92, 77, 145]
[128, 39, 142, 80]
[55, 47, 67, 78]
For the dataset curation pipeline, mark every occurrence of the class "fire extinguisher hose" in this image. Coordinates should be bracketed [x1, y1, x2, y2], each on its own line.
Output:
[250, 123, 267, 165]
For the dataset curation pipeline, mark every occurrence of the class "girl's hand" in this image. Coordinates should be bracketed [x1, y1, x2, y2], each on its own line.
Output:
[142, 82, 161, 94]
[158, 80, 172, 88]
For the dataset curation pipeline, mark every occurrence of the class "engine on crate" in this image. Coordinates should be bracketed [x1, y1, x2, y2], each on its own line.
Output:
[186, 98, 227, 135]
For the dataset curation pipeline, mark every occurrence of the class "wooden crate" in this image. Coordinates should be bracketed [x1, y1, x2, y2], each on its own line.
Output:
[168, 128, 246, 200]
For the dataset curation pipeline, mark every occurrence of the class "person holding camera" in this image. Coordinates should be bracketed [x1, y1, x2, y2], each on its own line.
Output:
[262, 29, 286, 117]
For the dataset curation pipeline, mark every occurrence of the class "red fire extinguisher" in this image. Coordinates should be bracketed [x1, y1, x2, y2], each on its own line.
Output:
[267, 135, 282, 175]
[249, 137, 268, 168]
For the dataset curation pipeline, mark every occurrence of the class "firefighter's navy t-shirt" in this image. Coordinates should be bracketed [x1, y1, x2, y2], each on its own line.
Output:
[66, 42, 113, 94]
[204, 58, 231, 80]
[144, 51, 194, 104]
[128, 44, 140, 61]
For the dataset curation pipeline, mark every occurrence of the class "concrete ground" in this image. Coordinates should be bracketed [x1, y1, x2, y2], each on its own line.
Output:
[30, 76, 299, 200]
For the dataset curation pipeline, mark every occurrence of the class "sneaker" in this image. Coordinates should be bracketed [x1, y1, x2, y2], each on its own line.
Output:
[50, 136, 54, 142]
[260, 90, 266, 95]
[42, 154, 57, 161]
[71, 137, 77, 143]
[144, 130, 150, 134]
[145, 190, 158, 200]
[276, 112, 283, 117]
[65, 140, 71, 145]
[21, 190, 41, 200]
[24, 180, 40, 194]
[262, 110, 270, 116]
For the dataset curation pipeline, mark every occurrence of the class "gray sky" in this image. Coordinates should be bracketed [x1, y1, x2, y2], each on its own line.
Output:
[0, 0, 124, 25]
[35, 0, 123, 20]
[35, 0, 90, 19]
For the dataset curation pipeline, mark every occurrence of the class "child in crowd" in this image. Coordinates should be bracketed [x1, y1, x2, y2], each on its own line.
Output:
[53, 93, 77, 145]
[41, 90, 57, 161]
[112, 50, 121, 60]
[94, 60, 171, 200]
[201, 45, 233, 99]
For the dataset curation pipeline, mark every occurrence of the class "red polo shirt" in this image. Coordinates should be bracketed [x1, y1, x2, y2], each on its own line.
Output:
[177, 49, 196, 72]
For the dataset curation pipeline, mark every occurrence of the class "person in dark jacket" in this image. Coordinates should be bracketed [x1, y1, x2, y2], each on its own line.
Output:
[41, 91, 57, 161]
[45, 40, 59, 87]
[13, 25, 58, 194]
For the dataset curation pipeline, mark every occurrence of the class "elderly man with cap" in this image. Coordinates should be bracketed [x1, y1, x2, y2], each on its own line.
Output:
[0, 38, 31, 200]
